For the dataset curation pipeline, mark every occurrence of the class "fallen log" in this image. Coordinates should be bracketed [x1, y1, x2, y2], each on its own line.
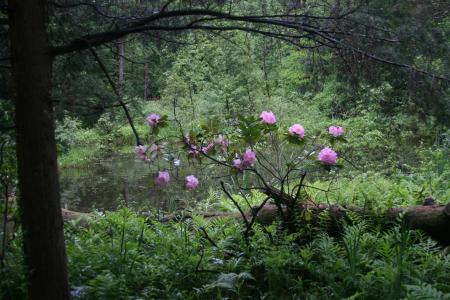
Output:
[60, 200, 450, 246]
[262, 186, 450, 245]
[61, 208, 91, 226]
[397, 202, 450, 245]
[252, 202, 450, 245]
[258, 186, 450, 245]
[61, 208, 90, 222]
[158, 199, 450, 246]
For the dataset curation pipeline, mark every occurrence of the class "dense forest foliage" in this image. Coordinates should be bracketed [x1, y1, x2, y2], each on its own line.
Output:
[0, 0, 449, 299]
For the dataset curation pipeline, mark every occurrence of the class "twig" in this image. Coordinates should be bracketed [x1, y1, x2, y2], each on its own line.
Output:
[194, 247, 205, 273]
[245, 196, 271, 237]
[88, 47, 142, 146]
[220, 181, 249, 227]
[199, 227, 218, 248]
[293, 172, 307, 202]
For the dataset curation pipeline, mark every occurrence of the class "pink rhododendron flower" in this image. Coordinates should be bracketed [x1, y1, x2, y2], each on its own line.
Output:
[201, 143, 214, 154]
[146, 114, 161, 127]
[185, 175, 199, 190]
[328, 126, 344, 137]
[288, 124, 305, 138]
[184, 136, 202, 157]
[155, 171, 170, 186]
[135, 145, 149, 161]
[233, 158, 242, 169]
[318, 147, 338, 165]
[234, 149, 257, 170]
[242, 149, 257, 167]
[135, 145, 146, 155]
[260, 111, 277, 124]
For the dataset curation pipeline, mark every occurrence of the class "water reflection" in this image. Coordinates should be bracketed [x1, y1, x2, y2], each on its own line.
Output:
[59, 153, 225, 213]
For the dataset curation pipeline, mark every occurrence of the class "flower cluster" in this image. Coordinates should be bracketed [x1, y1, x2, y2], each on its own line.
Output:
[201, 143, 214, 154]
[258, 112, 343, 166]
[260, 111, 277, 124]
[153, 170, 199, 190]
[137, 110, 347, 192]
[318, 147, 338, 165]
[146, 114, 161, 127]
[155, 171, 170, 186]
[135, 145, 149, 162]
[186, 135, 229, 159]
[328, 126, 344, 137]
[185, 175, 199, 190]
[288, 124, 305, 139]
[233, 149, 257, 170]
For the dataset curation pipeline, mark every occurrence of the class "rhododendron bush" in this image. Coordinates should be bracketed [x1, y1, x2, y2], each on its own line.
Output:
[134, 109, 347, 226]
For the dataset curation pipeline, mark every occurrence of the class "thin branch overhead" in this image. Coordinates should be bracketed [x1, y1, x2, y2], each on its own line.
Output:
[49, 2, 450, 83]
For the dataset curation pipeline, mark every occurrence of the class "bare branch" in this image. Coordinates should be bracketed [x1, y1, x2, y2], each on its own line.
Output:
[49, 7, 449, 84]
[50, 9, 328, 55]
[88, 47, 142, 145]
[50, 1, 158, 21]
[52, 99, 133, 111]
[221, 181, 250, 227]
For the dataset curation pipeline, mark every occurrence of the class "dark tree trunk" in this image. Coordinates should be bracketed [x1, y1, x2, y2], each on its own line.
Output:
[8, 0, 70, 299]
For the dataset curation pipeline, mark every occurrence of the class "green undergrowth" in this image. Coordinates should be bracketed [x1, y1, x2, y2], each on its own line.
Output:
[308, 171, 449, 210]
[309, 146, 450, 209]
[2, 209, 449, 299]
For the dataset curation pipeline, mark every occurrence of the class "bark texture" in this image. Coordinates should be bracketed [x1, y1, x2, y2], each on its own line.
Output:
[118, 37, 125, 95]
[254, 202, 450, 245]
[8, 0, 70, 298]
[144, 62, 149, 100]
[258, 186, 450, 245]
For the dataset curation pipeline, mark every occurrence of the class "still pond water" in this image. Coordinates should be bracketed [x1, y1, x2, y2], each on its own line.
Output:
[59, 153, 227, 213]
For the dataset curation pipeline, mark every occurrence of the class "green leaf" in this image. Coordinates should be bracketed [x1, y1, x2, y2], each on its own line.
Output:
[285, 134, 305, 145]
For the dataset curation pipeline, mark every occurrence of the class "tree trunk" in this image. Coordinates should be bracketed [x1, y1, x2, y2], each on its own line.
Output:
[118, 37, 125, 96]
[8, 0, 70, 299]
[144, 62, 149, 100]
